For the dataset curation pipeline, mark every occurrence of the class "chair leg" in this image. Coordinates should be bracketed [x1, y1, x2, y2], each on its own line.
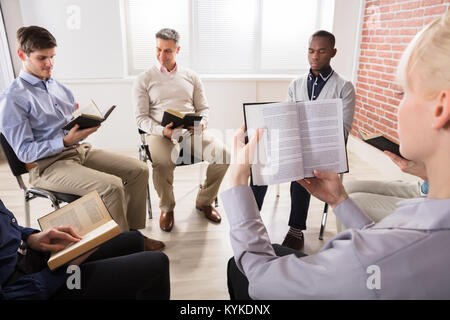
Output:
[276, 184, 280, 197]
[214, 196, 219, 208]
[146, 183, 152, 219]
[24, 195, 31, 228]
[319, 203, 328, 240]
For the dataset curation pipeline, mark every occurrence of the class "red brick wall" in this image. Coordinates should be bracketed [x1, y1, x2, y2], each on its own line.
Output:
[351, 0, 450, 141]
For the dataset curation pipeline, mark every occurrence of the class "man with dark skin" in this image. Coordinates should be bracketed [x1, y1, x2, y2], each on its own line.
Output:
[250, 30, 356, 252]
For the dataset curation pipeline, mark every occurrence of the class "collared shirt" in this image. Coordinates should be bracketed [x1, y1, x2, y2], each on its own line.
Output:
[156, 60, 178, 76]
[307, 66, 334, 101]
[221, 185, 450, 299]
[288, 69, 355, 137]
[0, 199, 67, 300]
[0, 70, 75, 163]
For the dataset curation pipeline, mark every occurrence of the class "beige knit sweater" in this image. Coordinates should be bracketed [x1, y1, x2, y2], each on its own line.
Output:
[132, 65, 210, 136]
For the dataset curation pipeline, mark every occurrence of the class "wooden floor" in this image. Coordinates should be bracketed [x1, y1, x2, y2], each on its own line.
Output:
[0, 147, 386, 299]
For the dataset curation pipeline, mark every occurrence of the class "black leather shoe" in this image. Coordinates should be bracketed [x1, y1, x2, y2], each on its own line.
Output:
[282, 232, 304, 252]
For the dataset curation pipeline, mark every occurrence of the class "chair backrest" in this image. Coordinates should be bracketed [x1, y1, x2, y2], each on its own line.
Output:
[0, 133, 28, 177]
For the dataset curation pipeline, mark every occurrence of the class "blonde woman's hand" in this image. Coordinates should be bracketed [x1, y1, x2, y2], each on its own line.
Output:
[229, 124, 264, 187]
[384, 151, 428, 181]
[297, 170, 348, 209]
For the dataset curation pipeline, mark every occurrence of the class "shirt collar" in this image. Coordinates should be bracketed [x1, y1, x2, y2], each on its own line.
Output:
[19, 70, 53, 86]
[308, 65, 333, 82]
[155, 60, 178, 75]
[371, 197, 450, 231]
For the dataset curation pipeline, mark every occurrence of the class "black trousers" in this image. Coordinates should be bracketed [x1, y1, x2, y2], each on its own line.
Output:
[227, 244, 307, 300]
[250, 178, 311, 230]
[52, 231, 170, 300]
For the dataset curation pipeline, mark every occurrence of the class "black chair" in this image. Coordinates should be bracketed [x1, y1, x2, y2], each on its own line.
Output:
[0, 133, 80, 227]
[138, 129, 218, 219]
[319, 173, 344, 240]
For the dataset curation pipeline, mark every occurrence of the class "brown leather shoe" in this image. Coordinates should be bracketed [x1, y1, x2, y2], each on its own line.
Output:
[282, 232, 304, 252]
[195, 201, 222, 223]
[159, 210, 174, 232]
[143, 236, 165, 251]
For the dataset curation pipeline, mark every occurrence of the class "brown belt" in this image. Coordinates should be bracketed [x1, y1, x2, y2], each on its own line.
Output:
[25, 162, 37, 171]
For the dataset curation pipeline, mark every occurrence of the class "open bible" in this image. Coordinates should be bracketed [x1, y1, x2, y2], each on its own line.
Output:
[63, 99, 116, 131]
[244, 99, 348, 185]
[38, 191, 121, 270]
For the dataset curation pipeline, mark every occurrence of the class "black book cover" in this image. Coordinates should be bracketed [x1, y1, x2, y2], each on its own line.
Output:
[161, 109, 202, 128]
[63, 105, 116, 131]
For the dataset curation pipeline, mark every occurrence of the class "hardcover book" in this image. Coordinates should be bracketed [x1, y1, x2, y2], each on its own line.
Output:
[244, 99, 348, 185]
[38, 191, 121, 270]
[63, 100, 116, 131]
[161, 108, 202, 128]
[358, 129, 402, 158]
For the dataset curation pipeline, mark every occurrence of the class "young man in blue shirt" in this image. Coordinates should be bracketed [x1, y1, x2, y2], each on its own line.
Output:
[0, 26, 163, 251]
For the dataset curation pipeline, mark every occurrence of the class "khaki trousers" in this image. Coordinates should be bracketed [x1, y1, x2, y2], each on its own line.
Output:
[29, 143, 149, 232]
[147, 131, 229, 212]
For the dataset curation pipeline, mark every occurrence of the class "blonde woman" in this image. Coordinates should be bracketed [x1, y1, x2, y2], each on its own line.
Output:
[223, 11, 450, 299]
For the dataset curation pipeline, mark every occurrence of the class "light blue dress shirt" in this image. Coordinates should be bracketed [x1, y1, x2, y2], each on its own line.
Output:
[0, 70, 75, 163]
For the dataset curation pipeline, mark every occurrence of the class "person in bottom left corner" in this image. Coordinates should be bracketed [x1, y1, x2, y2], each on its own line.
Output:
[0, 198, 170, 300]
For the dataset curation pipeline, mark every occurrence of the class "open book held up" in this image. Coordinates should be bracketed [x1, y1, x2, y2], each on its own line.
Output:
[38, 191, 121, 270]
[244, 99, 349, 186]
[63, 100, 116, 131]
[161, 108, 202, 128]
[358, 129, 403, 158]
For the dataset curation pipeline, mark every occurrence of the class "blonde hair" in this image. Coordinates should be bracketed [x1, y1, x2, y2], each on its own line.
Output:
[397, 10, 450, 97]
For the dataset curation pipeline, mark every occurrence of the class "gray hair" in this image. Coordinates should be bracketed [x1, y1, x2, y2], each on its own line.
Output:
[155, 28, 180, 46]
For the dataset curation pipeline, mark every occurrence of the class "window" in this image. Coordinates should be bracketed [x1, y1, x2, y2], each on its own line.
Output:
[125, 0, 335, 75]
[0, 6, 14, 92]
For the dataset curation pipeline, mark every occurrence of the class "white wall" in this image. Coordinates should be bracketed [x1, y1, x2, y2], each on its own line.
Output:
[19, 0, 125, 79]
[2, 0, 364, 150]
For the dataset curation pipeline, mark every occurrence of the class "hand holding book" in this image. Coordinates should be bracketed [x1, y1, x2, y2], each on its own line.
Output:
[384, 150, 428, 181]
[297, 170, 349, 209]
[63, 123, 100, 147]
[229, 124, 264, 187]
[26, 225, 82, 253]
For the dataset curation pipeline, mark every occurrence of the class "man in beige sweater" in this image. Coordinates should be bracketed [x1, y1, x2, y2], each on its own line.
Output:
[132, 28, 229, 232]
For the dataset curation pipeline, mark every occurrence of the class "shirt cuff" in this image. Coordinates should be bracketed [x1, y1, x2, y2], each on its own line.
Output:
[51, 135, 67, 152]
[155, 125, 165, 137]
[221, 185, 261, 227]
[333, 197, 373, 229]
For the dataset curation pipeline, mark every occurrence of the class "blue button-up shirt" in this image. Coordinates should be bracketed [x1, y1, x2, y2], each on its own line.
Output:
[0, 70, 75, 163]
[307, 66, 334, 101]
[0, 199, 67, 300]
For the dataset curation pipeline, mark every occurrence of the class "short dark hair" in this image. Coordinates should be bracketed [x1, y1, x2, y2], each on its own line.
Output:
[16, 26, 57, 55]
[311, 30, 335, 48]
[155, 28, 180, 46]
